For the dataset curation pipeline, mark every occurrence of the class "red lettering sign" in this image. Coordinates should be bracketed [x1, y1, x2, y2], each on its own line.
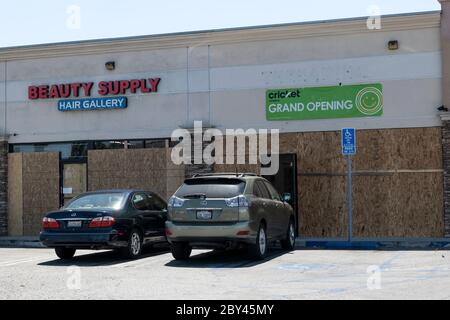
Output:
[28, 86, 38, 99]
[28, 77, 161, 100]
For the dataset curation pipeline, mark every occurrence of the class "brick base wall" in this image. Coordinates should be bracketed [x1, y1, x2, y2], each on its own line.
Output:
[442, 119, 450, 237]
[0, 141, 7, 236]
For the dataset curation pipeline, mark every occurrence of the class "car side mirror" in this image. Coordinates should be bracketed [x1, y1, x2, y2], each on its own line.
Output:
[282, 193, 291, 202]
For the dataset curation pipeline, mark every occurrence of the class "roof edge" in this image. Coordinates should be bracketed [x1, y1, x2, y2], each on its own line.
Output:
[0, 10, 441, 61]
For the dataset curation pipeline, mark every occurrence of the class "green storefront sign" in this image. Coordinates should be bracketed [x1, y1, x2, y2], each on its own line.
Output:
[266, 83, 383, 121]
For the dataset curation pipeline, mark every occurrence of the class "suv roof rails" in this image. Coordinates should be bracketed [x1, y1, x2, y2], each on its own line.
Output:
[238, 173, 257, 177]
[192, 172, 258, 178]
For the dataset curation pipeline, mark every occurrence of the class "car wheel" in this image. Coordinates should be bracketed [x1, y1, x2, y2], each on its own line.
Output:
[121, 229, 142, 259]
[171, 242, 192, 260]
[248, 223, 267, 260]
[55, 247, 76, 260]
[281, 218, 295, 251]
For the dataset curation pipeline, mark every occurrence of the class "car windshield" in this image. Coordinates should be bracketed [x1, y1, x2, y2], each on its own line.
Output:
[176, 178, 246, 198]
[66, 193, 126, 210]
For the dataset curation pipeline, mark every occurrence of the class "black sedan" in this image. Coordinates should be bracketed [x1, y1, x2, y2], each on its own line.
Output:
[40, 190, 168, 260]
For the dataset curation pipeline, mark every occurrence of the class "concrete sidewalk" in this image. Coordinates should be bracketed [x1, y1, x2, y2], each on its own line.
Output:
[0, 237, 44, 248]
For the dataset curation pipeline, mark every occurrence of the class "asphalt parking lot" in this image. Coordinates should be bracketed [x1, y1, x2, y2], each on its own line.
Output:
[1, 246, 450, 299]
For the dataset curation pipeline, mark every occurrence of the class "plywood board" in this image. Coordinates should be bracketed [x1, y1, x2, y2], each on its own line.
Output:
[88, 148, 185, 200]
[21, 152, 60, 236]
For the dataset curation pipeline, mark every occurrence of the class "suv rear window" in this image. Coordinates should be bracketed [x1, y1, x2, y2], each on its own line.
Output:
[176, 178, 246, 198]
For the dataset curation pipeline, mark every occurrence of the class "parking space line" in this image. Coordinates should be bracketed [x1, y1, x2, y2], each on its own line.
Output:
[0, 256, 50, 267]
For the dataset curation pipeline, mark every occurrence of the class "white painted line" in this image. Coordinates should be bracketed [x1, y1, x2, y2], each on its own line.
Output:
[0, 256, 49, 267]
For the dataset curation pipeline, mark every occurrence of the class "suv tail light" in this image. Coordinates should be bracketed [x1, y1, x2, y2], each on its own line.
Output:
[168, 196, 185, 208]
[42, 217, 60, 229]
[225, 195, 249, 207]
[89, 216, 115, 228]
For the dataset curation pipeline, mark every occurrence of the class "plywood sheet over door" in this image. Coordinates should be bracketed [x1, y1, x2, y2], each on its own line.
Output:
[8, 152, 60, 236]
[63, 163, 87, 205]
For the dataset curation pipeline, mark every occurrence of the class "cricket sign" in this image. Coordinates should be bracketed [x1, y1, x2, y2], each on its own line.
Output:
[266, 83, 383, 121]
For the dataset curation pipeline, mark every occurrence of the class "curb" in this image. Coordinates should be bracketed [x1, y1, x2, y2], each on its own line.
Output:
[0, 237, 44, 248]
[295, 239, 450, 250]
[2, 237, 450, 250]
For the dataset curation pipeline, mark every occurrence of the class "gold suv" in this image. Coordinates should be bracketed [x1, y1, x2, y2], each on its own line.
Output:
[165, 173, 296, 260]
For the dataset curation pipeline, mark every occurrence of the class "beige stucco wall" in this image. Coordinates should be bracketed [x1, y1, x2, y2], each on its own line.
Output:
[440, 0, 450, 108]
[0, 12, 442, 144]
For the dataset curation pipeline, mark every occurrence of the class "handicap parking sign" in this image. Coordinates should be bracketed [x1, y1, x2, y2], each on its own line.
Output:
[341, 128, 356, 155]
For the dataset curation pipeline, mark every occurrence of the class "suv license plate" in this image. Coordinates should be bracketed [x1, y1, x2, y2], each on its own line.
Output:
[67, 221, 82, 228]
[196, 211, 212, 220]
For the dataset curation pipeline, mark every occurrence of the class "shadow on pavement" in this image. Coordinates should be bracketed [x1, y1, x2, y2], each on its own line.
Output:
[37, 243, 292, 268]
[165, 247, 291, 268]
[37, 244, 170, 267]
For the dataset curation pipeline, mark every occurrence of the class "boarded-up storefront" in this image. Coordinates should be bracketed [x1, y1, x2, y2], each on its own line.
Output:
[213, 128, 444, 239]
[8, 152, 60, 236]
[88, 148, 185, 199]
[7, 148, 185, 236]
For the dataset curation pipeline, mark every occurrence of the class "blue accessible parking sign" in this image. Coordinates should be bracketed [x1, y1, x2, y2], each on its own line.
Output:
[341, 128, 356, 155]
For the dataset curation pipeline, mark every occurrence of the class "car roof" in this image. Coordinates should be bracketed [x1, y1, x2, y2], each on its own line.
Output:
[77, 189, 149, 196]
[189, 173, 261, 179]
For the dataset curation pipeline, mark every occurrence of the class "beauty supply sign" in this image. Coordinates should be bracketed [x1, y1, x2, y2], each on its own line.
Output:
[266, 83, 383, 121]
[28, 78, 161, 112]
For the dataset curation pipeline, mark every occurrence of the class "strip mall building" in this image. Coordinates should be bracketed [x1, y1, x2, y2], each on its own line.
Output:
[1, 1, 450, 241]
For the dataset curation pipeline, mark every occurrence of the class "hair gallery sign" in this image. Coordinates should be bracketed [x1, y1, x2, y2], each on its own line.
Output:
[266, 83, 383, 121]
[28, 78, 161, 112]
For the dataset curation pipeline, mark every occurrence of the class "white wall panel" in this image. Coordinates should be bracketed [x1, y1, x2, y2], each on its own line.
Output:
[3, 24, 443, 143]
[210, 28, 440, 67]
[6, 47, 188, 81]
[210, 78, 442, 132]
[210, 52, 441, 91]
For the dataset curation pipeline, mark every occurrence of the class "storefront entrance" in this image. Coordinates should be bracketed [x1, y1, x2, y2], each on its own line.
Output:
[62, 162, 87, 206]
[262, 154, 298, 236]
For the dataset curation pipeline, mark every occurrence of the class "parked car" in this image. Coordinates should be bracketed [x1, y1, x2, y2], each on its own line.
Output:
[165, 173, 296, 260]
[40, 190, 168, 260]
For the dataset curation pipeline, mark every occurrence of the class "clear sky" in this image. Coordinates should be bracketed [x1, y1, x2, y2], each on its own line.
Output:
[0, 0, 441, 48]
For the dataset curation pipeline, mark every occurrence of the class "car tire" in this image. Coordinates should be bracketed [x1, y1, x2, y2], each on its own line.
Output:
[248, 223, 268, 260]
[281, 218, 296, 251]
[121, 228, 143, 259]
[55, 247, 76, 260]
[171, 242, 192, 260]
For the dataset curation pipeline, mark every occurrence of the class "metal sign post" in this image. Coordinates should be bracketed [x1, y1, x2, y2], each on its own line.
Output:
[341, 128, 356, 242]
[346, 154, 352, 242]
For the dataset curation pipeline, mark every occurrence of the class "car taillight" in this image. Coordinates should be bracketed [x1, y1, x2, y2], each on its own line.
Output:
[42, 217, 60, 229]
[168, 196, 185, 208]
[89, 216, 115, 228]
[225, 195, 249, 207]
